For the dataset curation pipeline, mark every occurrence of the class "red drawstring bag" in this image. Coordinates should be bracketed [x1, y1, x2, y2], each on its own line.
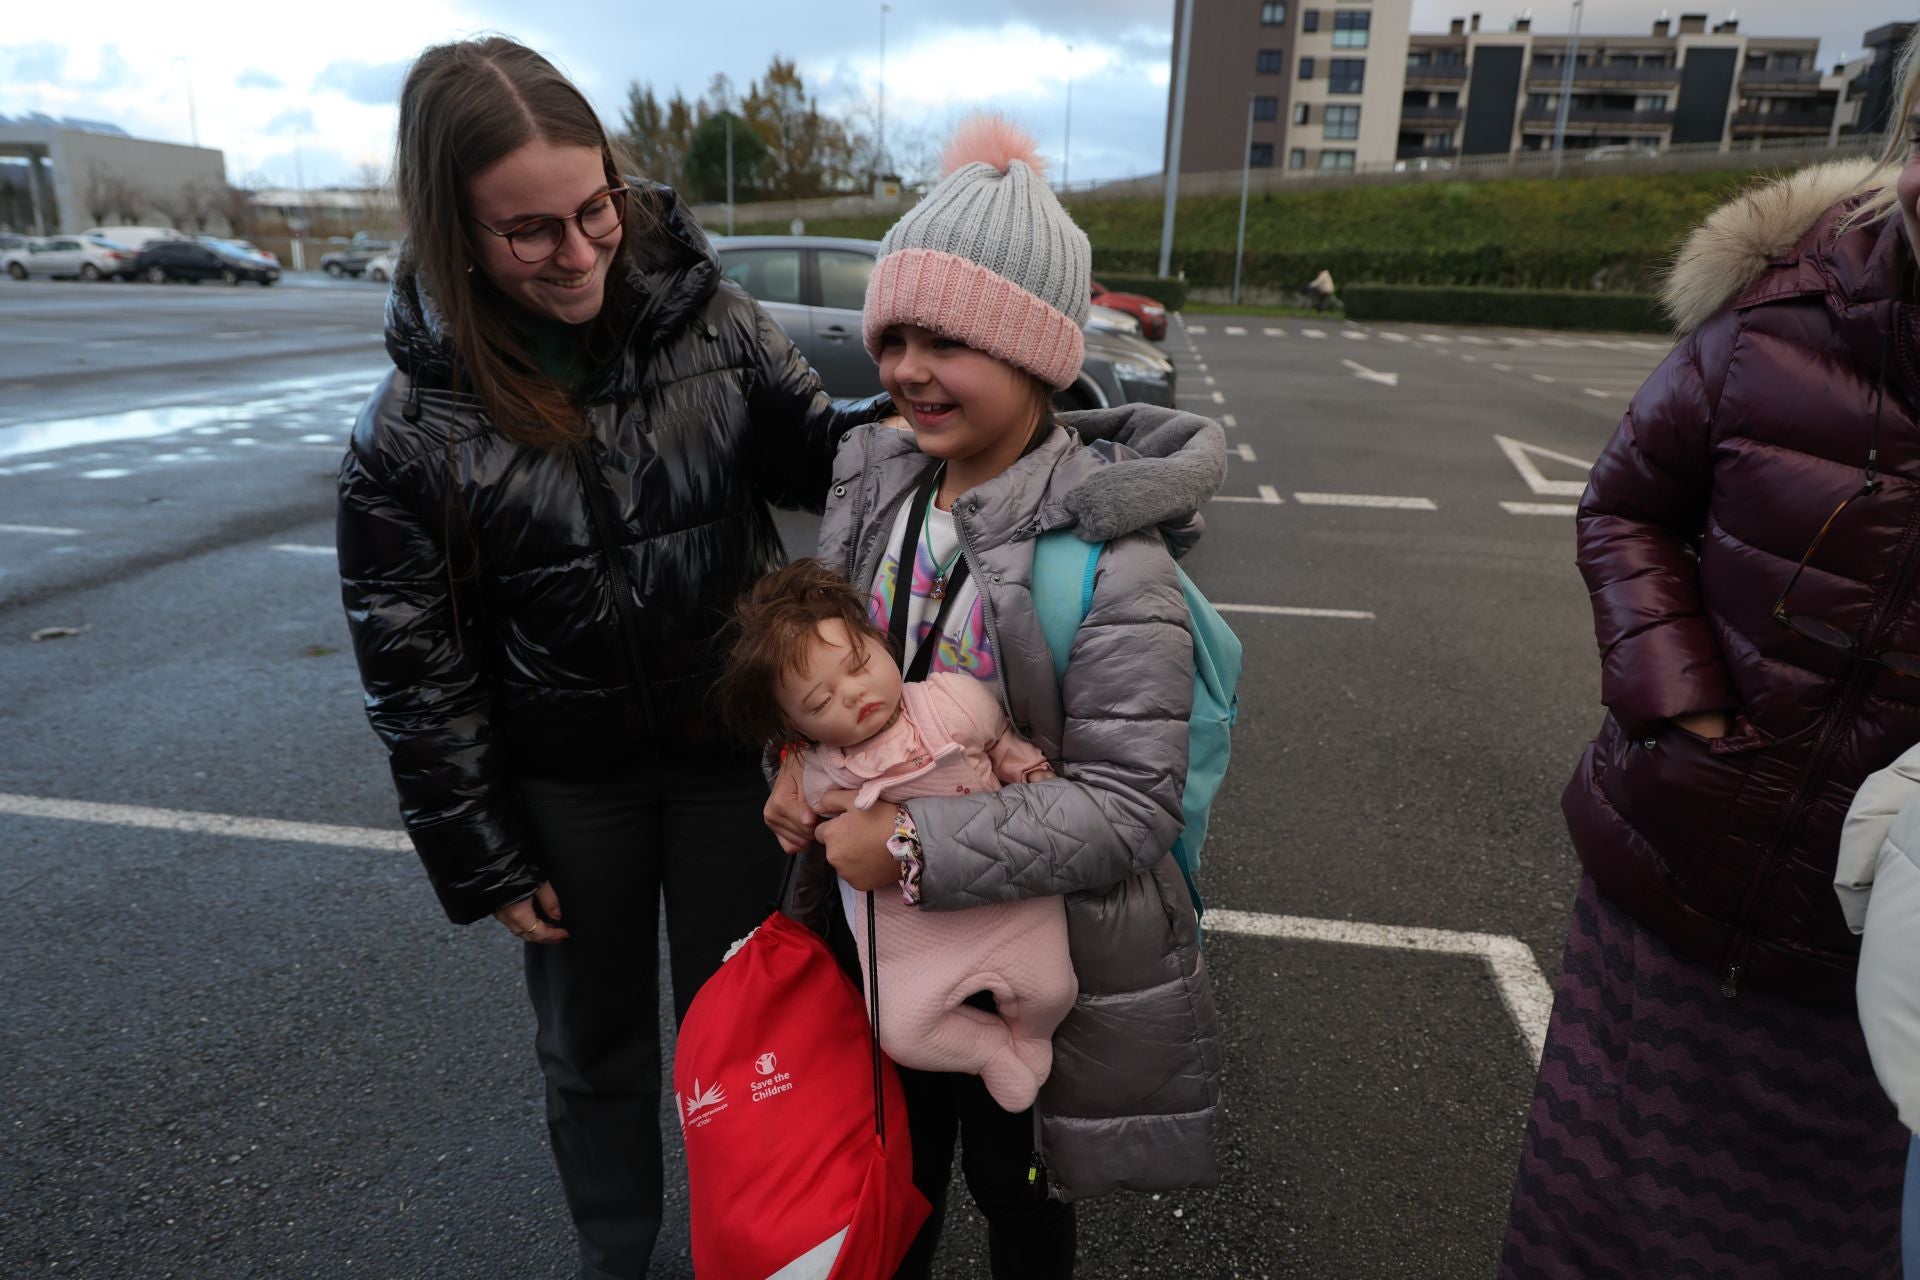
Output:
[676, 907, 929, 1278]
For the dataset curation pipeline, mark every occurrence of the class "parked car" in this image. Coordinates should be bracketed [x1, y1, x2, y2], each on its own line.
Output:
[320, 238, 395, 277]
[1088, 303, 1143, 339]
[363, 247, 398, 282]
[134, 239, 280, 286]
[193, 234, 279, 265]
[85, 225, 188, 250]
[708, 235, 1174, 410]
[1392, 157, 1455, 173]
[4, 234, 139, 281]
[1089, 279, 1168, 341]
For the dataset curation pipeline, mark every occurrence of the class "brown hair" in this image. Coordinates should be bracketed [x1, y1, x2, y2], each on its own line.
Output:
[394, 36, 659, 450]
[718, 560, 894, 748]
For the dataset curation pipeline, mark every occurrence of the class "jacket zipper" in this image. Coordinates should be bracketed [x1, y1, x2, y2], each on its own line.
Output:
[1716, 486, 1920, 995]
[569, 415, 658, 744]
[951, 500, 1018, 725]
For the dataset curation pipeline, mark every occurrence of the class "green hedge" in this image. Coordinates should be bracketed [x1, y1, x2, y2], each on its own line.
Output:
[1340, 284, 1669, 333]
[1090, 273, 1187, 310]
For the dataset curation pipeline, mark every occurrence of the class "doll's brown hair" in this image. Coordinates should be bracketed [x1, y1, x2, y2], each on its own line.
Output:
[718, 559, 895, 748]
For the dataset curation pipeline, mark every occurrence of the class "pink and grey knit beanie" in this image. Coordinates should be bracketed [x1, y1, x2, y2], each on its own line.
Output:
[863, 115, 1091, 390]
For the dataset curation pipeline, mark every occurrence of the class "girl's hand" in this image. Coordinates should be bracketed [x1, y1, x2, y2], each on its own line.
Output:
[493, 881, 569, 944]
[764, 751, 818, 854]
[816, 790, 902, 891]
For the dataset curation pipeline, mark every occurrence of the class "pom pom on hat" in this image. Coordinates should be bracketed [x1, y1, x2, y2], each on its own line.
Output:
[939, 112, 1048, 179]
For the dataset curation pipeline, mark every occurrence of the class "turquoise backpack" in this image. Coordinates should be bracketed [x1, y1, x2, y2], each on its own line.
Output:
[1030, 530, 1243, 922]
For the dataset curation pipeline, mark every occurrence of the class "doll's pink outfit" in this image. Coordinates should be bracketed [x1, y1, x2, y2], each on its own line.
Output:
[803, 672, 1077, 1112]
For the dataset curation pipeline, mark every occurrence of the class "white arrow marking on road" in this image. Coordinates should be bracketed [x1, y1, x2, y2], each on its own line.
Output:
[1224, 326, 1248, 335]
[1495, 434, 1593, 497]
[1294, 492, 1437, 510]
[0, 523, 83, 536]
[1263, 327, 1286, 337]
[1205, 909, 1550, 1065]
[1214, 604, 1375, 620]
[1341, 359, 1399, 387]
[1501, 501, 1580, 516]
[1234, 443, 1258, 462]
[1213, 485, 1284, 504]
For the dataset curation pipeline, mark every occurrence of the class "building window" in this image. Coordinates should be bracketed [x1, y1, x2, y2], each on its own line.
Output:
[1299, 56, 1315, 79]
[1303, 9, 1320, 31]
[1318, 149, 1356, 171]
[1329, 57, 1366, 93]
[1324, 103, 1361, 139]
[1253, 96, 1280, 121]
[1261, 1, 1287, 24]
[1289, 148, 1308, 169]
[1294, 101, 1311, 124]
[1257, 48, 1285, 73]
[1251, 143, 1276, 167]
[1332, 11, 1370, 47]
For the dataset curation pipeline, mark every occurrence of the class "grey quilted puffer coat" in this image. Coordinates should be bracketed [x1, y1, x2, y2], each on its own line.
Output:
[792, 411, 1226, 1202]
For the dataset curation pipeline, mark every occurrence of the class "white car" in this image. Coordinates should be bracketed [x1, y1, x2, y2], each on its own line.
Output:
[363, 248, 398, 282]
[4, 234, 139, 281]
[85, 225, 188, 251]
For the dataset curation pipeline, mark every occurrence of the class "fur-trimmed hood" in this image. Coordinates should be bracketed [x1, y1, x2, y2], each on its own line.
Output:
[1661, 158, 1886, 334]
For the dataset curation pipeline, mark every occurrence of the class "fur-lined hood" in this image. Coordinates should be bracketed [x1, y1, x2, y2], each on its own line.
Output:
[1661, 158, 1888, 334]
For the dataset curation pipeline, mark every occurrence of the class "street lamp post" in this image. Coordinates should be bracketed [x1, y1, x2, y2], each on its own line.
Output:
[1063, 43, 1074, 188]
[1233, 94, 1254, 304]
[725, 114, 735, 235]
[1158, 0, 1197, 279]
[878, 3, 892, 176]
[1550, 0, 1585, 177]
[176, 56, 199, 147]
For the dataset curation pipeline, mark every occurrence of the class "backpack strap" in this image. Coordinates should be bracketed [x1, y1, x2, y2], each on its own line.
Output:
[1032, 530, 1103, 682]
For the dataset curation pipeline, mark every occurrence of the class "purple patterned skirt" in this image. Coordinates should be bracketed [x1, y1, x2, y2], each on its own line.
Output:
[1499, 875, 1908, 1279]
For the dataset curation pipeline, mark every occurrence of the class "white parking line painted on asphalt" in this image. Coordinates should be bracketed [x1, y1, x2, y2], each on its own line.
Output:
[213, 332, 252, 340]
[1495, 434, 1593, 497]
[1263, 327, 1286, 337]
[1460, 335, 1493, 346]
[1532, 374, 1556, 384]
[1221, 414, 1239, 428]
[1340, 330, 1368, 340]
[1211, 390, 1226, 403]
[1540, 337, 1579, 348]
[0, 789, 1547, 1060]
[1188, 325, 1208, 335]
[79, 468, 133, 479]
[1501, 501, 1580, 516]
[1213, 485, 1285, 504]
[273, 544, 335, 556]
[1379, 332, 1409, 343]
[1491, 363, 1513, 372]
[1225, 326, 1248, 336]
[1294, 492, 1438, 510]
[1583, 388, 1613, 399]
[1214, 604, 1375, 620]
[0, 523, 83, 536]
[1342, 359, 1399, 387]
[0, 461, 59, 475]
[1204, 376, 1217, 386]
[300, 434, 336, 443]
[1205, 908, 1550, 1064]
[1420, 333, 1451, 343]
[1233, 443, 1258, 462]
[0, 793, 412, 853]
[1301, 328, 1327, 339]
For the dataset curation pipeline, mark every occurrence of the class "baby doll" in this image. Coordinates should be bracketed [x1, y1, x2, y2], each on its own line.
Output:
[719, 559, 1077, 1112]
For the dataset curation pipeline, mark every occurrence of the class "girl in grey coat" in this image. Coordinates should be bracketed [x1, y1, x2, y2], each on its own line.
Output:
[764, 116, 1226, 1277]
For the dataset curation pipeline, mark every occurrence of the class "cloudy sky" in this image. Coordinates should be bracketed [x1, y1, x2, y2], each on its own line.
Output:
[0, 0, 1899, 191]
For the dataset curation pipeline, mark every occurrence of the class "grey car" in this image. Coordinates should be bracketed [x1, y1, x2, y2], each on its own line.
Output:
[708, 235, 1175, 411]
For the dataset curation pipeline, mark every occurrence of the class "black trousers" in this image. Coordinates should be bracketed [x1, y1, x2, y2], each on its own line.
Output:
[890, 1066, 1077, 1279]
[517, 760, 786, 1280]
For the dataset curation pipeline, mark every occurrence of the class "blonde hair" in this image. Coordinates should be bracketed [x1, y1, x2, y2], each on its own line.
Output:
[1841, 26, 1920, 234]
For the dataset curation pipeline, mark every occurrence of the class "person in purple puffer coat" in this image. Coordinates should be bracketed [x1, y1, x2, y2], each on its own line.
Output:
[1499, 30, 1920, 1280]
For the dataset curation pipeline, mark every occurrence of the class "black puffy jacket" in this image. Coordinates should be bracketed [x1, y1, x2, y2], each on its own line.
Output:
[337, 186, 888, 924]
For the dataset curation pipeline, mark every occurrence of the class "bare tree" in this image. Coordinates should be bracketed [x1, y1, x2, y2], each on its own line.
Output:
[218, 184, 256, 237]
[80, 166, 152, 225]
[171, 180, 221, 232]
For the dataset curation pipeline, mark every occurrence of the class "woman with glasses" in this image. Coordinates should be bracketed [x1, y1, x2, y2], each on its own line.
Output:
[336, 36, 1221, 1279]
[1499, 32, 1920, 1280]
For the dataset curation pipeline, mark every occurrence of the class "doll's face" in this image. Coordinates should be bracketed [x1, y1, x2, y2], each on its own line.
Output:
[775, 620, 903, 748]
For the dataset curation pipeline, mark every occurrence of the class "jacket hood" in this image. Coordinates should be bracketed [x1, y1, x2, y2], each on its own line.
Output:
[383, 181, 720, 400]
[1660, 158, 1886, 334]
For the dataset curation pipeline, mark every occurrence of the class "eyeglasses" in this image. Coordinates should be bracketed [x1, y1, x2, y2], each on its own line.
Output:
[470, 186, 630, 265]
[1771, 477, 1920, 677]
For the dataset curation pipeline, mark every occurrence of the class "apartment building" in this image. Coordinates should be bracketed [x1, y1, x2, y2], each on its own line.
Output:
[1164, 0, 1414, 175]
[1844, 22, 1917, 139]
[1400, 12, 1850, 163]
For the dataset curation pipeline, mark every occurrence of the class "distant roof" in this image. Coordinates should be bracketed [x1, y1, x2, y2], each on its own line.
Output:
[0, 112, 130, 137]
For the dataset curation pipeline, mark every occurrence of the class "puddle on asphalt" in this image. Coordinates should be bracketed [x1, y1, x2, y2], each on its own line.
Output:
[0, 368, 382, 461]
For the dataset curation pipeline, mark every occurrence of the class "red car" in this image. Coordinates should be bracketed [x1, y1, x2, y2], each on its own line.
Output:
[1090, 279, 1168, 341]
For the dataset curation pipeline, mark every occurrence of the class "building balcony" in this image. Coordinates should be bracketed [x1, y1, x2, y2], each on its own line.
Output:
[1738, 69, 1822, 89]
[1520, 105, 1676, 130]
[1404, 64, 1468, 84]
[1400, 104, 1465, 123]
[1730, 110, 1834, 133]
[1396, 143, 1460, 161]
[1527, 63, 1679, 88]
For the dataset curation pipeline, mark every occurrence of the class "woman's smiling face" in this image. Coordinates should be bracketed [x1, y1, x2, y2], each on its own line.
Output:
[465, 141, 621, 325]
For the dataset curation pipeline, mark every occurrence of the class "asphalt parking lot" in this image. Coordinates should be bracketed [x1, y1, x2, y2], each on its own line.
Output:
[0, 279, 1674, 1277]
